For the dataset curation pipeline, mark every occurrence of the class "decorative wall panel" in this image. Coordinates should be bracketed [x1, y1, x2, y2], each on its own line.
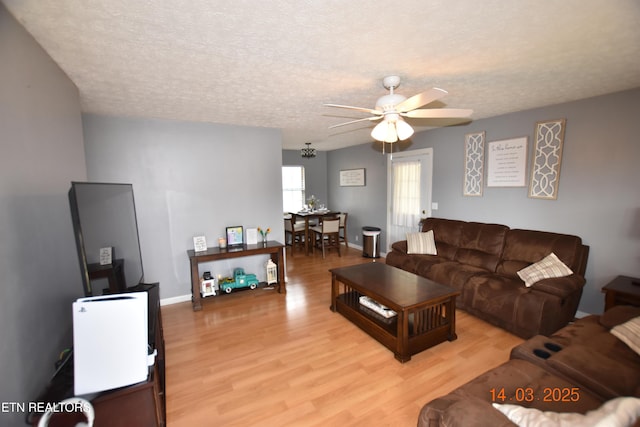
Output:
[463, 131, 485, 196]
[529, 119, 566, 200]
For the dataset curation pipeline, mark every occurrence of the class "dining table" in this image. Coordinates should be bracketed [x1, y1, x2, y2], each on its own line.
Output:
[289, 210, 340, 255]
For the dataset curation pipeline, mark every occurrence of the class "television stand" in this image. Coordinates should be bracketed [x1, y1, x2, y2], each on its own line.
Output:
[187, 241, 285, 311]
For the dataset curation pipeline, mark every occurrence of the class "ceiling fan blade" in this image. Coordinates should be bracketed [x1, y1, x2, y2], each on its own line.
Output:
[395, 88, 448, 113]
[403, 108, 473, 119]
[328, 116, 383, 129]
[324, 103, 382, 115]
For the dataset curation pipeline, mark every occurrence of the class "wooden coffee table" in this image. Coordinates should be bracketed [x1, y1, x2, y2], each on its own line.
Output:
[330, 262, 459, 362]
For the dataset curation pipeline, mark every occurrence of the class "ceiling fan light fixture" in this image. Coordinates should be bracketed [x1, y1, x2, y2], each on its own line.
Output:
[301, 142, 317, 158]
[371, 120, 397, 143]
[371, 116, 413, 143]
[395, 118, 414, 141]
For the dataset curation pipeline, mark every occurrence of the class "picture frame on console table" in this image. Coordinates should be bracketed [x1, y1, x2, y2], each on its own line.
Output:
[193, 236, 207, 252]
[226, 226, 244, 247]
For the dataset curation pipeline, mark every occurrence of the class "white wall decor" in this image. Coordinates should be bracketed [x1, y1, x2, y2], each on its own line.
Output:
[529, 119, 566, 200]
[463, 131, 485, 196]
[487, 137, 528, 187]
[339, 168, 366, 186]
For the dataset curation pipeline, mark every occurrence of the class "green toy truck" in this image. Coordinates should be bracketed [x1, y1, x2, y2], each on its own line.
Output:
[219, 268, 260, 293]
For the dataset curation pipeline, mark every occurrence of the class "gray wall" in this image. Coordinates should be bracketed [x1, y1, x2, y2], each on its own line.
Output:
[326, 143, 390, 249]
[328, 89, 640, 315]
[282, 149, 328, 207]
[82, 114, 284, 300]
[0, 5, 86, 425]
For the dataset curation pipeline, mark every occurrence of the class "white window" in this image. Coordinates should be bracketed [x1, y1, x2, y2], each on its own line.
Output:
[282, 166, 306, 212]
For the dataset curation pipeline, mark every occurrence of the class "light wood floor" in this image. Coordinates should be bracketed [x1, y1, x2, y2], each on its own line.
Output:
[162, 246, 523, 426]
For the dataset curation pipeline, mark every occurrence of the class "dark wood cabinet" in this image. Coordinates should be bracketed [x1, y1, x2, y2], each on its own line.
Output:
[30, 283, 165, 427]
[602, 275, 640, 311]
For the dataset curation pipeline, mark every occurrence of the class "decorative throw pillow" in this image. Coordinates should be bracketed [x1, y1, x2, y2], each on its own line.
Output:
[611, 316, 640, 356]
[493, 396, 640, 427]
[406, 230, 437, 255]
[517, 252, 573, 287]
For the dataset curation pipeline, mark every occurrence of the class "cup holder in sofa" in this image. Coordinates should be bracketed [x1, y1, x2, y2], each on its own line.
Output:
[510, 336, 564, 365]
[533, 349, 551, 359]
[544, 342, 563, 352]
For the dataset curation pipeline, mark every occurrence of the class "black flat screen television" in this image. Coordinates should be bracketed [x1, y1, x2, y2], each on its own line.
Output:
[69, 182, 144, 296]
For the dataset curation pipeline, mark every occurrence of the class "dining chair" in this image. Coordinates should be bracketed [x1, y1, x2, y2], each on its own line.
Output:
[338, 212, 348, 248]
[284, 214, 305, 254]
[310, 217, 341, 258]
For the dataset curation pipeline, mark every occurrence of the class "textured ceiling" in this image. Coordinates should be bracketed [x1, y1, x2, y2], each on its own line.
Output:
[4, 0, 640, 151]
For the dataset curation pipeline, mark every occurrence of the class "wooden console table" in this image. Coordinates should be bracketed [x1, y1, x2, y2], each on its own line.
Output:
[187, 241, 285, 311]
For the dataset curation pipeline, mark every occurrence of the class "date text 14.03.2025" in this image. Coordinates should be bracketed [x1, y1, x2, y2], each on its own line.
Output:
[490, 387, 580, 403]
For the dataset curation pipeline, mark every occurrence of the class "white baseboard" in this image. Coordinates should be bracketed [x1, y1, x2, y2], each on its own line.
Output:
[344, 242, 387, 258]
[160, 294, 191, 306]
[574, 310, 592, 318]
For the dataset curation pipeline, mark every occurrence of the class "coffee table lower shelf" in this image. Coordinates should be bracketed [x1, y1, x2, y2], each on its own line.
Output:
[332, 291, 457, 363]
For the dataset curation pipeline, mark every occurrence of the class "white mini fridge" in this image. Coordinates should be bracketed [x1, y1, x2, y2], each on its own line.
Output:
[73, 291, 153, 395]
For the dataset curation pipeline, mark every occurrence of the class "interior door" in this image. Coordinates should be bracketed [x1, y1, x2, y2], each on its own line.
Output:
[386, 148, 433, 251]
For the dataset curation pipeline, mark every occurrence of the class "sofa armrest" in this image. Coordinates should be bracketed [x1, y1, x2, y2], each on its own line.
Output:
[600, 305, 640, 329]
[418, 396, 515, 427]
[530, 274, 585, 299]
[390, 240, 408, 254]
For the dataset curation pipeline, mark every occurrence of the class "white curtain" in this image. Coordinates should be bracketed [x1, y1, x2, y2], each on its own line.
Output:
[392, 160, 421, 227]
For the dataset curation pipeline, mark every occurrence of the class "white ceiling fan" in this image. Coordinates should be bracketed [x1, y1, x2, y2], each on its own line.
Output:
[325, 76, 473, 143]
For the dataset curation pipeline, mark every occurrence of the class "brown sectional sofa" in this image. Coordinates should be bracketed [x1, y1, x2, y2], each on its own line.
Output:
[417, 305, 640, 426]
[386, 217, 590, 338]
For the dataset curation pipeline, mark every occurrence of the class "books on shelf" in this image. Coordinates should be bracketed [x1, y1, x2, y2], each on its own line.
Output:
[359, 296, 397, 319]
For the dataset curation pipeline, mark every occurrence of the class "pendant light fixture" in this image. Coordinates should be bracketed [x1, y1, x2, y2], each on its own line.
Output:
[301, 142, 317, 158]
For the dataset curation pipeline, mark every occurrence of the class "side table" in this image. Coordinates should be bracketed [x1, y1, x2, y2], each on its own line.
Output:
[602, 275, 640, 311]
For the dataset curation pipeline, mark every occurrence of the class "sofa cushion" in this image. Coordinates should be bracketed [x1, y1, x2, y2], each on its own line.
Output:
[497, 229, 583, 279]
[454, 222, 508, 272]
[547, 315, 610, 347]
[420, 217, 465, 260]
[427, 261, 490, 300]
[463, 274, 527, 319]
[386, 249, 449, 275]
[406, 230, 437, 255]
[413, 256, 452, 278]
[611, 316, 640, 356]
[547, 344, 640, 399]
[549, 310, 640, 366]
[517, 252, 573, 287]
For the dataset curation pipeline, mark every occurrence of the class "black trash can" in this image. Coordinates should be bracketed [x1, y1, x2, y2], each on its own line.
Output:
[362, 226, 381, 258]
